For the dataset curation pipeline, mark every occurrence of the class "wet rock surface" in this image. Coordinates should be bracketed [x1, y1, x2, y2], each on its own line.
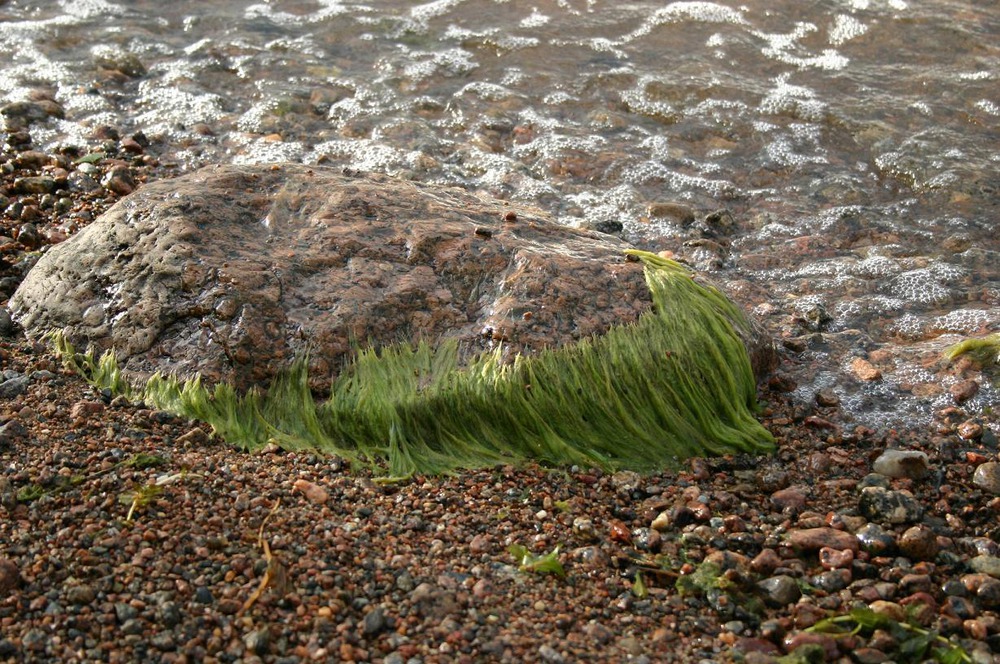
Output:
[11, 163, 775, 392]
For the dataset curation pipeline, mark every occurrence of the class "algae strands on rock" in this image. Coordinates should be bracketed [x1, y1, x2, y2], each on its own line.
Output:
[12, 163, 774, 474]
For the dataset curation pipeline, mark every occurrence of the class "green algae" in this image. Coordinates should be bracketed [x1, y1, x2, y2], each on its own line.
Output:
[50, 251, 774, 476]
[945, 333, 1000, 367]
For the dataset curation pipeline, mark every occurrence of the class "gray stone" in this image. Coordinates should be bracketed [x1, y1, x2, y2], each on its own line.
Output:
[362, 606, 387, 635]
[0, 420, 28, 446]
[11, 163, 773, 393]
[872, 449, 930, 479]
[972, 462, 1000, 495]
[0, 308, 15, 337]
[811, 569, 852, 592]
[157, 600, 181, 627]
[243, 627, 270, 655]
[0, 375, 28, 399]
[757, 575, 801, 607]
[121, 618, 144, 635]
[858, 473, 891, 489]
[15, 176, 57, 195]
[970, 555, 1000, 579]
[114, 602, 138, 623]
[858, 487, 923, 525]
[539, 644, 567, 663]
[978, 578, 1000, 609]
[150, 633, 176, 651]
[64, 584, 96, 605]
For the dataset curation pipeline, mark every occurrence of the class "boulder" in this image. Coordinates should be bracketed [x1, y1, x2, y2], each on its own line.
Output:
[11, 164, 642, 391]
[11, 163, 773, 393]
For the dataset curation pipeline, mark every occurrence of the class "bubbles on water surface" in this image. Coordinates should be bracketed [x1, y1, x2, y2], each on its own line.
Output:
[520, 8, 551, 29]
[243, 0, 351, 26]
[887, 268, 954, 306]
[58, 0, 124, 19]
[621, 2, 747, 44]
[828, 14, 868, 46]
[929, 309, 996, 336]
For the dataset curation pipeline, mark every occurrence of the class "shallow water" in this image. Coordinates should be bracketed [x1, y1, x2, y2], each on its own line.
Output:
[2, 0, 998, 432]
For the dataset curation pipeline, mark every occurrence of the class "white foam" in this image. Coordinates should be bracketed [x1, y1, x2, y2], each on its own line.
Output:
[621, 2, 746, 43]
[244, 1, 352, 25]
[544, 91, 575, 105]
[585, 38, 627, 58]
[930, 308, 996, 334]
[619, 161, 736, 197]
[852, 255, 900, 278]
[764, 135, 829, 167]
[975, 100, 1000, 116]
[521, 8, 550, 29]
[402, 48, 478, 81]
[760, 74, 827, 121]
[410, 0, 465, 23]
[133, 82, 226, 135]
[309, 138, 415, 174]
[57, 0, 124, 19]
[565, 185, 642, 228]
[236, 101, 277, 133]
[231, 137, 306, 165]
[756, 22, 849, 70]
[890, 268, 952, 305]
[457, 82, 513, 101]
[828, 14, 867, 46]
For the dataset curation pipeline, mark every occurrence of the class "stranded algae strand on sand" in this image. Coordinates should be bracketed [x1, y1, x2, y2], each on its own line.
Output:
[49, 251, 774, 477]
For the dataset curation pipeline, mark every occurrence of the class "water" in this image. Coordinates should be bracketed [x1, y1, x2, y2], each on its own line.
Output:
[2, 0, 998, 432]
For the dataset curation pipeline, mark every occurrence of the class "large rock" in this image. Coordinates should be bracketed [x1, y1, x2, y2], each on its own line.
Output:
[10, 163, 772, 392]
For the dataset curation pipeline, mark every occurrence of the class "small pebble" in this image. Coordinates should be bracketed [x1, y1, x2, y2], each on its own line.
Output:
[0, 558, 21, 593]
[64, 584, 96, 605]
[757, 575, 801, 607]
[872, 449, 929, 479]
[292, 478, 329, 504]
[957, 420, 984, 441]
[858, 487, 923, 524]
[972, 463, 1000, 495]
[970, 556, 1000, 579]
[898, 525, 939, 561]
[786, 527, 859, 552]
[856, 523, 896, 555]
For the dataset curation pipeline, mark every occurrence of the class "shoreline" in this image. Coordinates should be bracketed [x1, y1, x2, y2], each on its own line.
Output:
[2, 120, 1000, 663]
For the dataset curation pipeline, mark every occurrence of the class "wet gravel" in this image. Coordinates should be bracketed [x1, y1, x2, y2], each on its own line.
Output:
[2, 107, 1000, 663]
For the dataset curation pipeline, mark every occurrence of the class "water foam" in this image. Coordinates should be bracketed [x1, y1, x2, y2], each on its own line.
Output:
[621, 2, 747, 43]
[828, 14, 868, 46]
[244, 0, 352, 25]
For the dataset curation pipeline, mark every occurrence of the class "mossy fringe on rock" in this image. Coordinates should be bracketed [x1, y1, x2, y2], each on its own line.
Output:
[51, 251, 774, 477]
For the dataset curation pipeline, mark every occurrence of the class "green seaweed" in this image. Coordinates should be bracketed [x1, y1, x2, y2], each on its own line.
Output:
[945, 333, 1000, 367]
[508, 544, 565, 577]
[808, 607, 971, 664]
[121, 483, 163, 523]
[49, 251, 774, 476]
[631, 570, 649, 598]
[675, 560, 727, 597]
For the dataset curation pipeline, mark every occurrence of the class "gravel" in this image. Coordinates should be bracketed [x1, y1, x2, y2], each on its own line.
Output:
[2, 115, 1000, 663]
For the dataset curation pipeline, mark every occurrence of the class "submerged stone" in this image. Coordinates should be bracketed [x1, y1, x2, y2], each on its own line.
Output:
[11, 163, 774, 393]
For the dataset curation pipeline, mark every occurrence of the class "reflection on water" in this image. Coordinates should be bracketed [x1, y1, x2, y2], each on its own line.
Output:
[1, 0, 998, 431]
